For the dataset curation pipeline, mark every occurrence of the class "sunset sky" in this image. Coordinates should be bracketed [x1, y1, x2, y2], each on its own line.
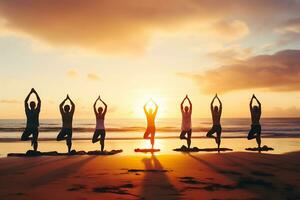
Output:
[0, 0, 300, 119]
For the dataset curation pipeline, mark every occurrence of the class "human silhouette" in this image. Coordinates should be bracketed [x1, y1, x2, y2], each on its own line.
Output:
[21, 88, 41, 151]
[92, 95, 107, 152]
[206, 94, 222, 150]
[180, 95, 192, 149]
[143, 99, 158, 149]
[57, 95, 75, 153]
[248, 94, 262, 149]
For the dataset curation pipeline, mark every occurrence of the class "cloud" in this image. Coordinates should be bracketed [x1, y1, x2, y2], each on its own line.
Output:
[184, 49, 300, 93]
[265, 106, 300, 117]
[273, 17, 300, 47]
[211, 20, 249, 41]
[87, 73, 100, 81]
[67, 69, 77, 78]
[0, 0, 298, 54]
[276, 18, 300, 34]
[207, 46, 252, 63]
[0, 99, 20, 104]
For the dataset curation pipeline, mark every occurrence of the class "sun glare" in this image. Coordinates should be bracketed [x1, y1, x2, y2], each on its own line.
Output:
[133, 94, 166, 119]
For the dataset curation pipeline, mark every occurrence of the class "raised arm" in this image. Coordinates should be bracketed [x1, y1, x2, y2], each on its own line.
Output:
[68, 95, 75, 114]
[93, 96, 99, 115]
[143, 103, 148, 115]
[187, 96, 192, 112]
[32, 89, 41, 111]
[216, 95, 222, 114]
[181, 96, 186, 112]
[211, 95, 216, 112]
[24, 89, 33, 111]
[250, 95, 254, 111]
[60, 97, 67, 114]
[100, 98, 107, 116]
[254, 95, 261, 110]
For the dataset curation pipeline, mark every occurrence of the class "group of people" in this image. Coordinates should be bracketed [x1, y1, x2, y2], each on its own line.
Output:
[22, 88, 108, 153]
[177, 94, 262, 150]
[21, 88, 262, 153]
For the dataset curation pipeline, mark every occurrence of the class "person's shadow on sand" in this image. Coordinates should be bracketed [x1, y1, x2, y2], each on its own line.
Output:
[140, 154, 181, 200]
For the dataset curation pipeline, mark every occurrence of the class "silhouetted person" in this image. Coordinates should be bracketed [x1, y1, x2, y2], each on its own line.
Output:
[248, 94, 262, 149]
[180, 95, 192, 148]
[21, 88, 41, 151]
[57, 95, 75, 153]
[144, 99, 158, 149]
[92, 95, 107, 152]
[206, 94, 222, 150]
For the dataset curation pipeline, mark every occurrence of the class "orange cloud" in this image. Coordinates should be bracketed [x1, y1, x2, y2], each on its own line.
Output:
[207, 46, 252, 63]
[0, 0, 298, 54]
[211, 20, 249, 41]
[67, 69, 77, 78]
[187, 50, 300, 93]
[87, 73, 100, 81]
[0, 99, 19, 104]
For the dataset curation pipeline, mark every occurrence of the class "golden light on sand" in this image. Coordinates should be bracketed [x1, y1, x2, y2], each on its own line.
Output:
[139, 138, 163, 150]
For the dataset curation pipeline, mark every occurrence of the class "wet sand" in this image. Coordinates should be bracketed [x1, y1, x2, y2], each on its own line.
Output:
[0, 151, 300, 200]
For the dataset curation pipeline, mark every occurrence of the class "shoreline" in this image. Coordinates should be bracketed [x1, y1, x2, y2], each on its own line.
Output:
[1, 138, 300, 157]
[1, 135, 300, 142]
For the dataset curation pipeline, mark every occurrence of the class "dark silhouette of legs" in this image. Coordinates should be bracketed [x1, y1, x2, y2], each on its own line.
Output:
[217, 130, 221, 151]
[92, 130, 106, 151]
[248, 125, 261, 149]
[21, 128, 39, 151]
[100, 139, 104, 152]
[32, 130, 39, 151]
[21, 129, 31, 141]
[187, 130, 192, 148]
[180, 131, 187, 140]
[206, 127, 216, 139]
[180, 130, 192, 148]
[67, 133, 72, 153]
[57, 128, 72, 153]
[207, 125, 222, 150]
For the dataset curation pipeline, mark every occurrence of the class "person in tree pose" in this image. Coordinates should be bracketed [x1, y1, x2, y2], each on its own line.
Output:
[206, 94, 222, 151]
[248, 94, 262, 149]
[180, 95, 192, 149]
[143, 99, 158, 149]
[21, 88, 41, 152]
[57, 95, 75, 153]
[92, 95, 107, 152]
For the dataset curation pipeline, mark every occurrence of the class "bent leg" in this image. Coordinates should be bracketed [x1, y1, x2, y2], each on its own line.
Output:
[206, 127, 216, 138]
[180, 131, 187, 140]
[92, 130, 101, 143]
[21, 129, 32, 141]
[144, 129, 151, 139]
[57, 129, 67, 141]
[247, 128, 256, 140]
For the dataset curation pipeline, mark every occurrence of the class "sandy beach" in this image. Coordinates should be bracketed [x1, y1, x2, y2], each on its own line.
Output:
[1, 151, 299, 200]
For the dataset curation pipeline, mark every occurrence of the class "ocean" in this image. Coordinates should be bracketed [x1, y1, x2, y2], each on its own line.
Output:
[0, 118, 299, 156]
[0, 118, 300, 140]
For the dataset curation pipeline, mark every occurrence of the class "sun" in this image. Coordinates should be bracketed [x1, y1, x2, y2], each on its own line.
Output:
[133, 93, 166, 119]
